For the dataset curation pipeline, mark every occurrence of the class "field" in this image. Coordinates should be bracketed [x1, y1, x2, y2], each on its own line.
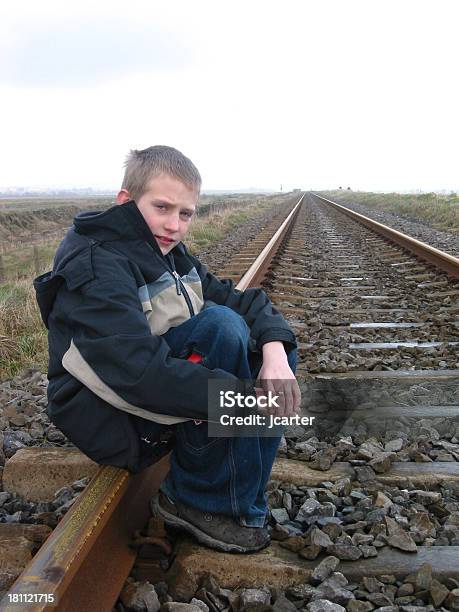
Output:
[0, 193, 283, 380]
[322, 190, 459, 234]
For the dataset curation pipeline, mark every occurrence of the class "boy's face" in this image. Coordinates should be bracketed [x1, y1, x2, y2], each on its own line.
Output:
[117, 173, 198, 255]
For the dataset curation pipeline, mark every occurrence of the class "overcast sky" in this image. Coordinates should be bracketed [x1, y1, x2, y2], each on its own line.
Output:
[1, 0, 457, 192]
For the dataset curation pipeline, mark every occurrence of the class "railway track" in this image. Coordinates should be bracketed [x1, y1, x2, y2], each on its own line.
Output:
[2, 192, 459, 610]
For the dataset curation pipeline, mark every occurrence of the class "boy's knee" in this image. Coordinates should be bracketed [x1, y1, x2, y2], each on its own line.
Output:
[200, 305, 249, 339]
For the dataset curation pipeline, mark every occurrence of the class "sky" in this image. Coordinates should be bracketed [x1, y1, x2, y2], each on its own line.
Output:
[0, 0, 458, 193]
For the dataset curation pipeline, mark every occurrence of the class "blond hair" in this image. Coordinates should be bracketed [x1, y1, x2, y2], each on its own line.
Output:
[121, 145, 202, 201]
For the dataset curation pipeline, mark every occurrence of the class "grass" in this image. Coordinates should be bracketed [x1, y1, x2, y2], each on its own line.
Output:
[0, 194, 289, 381]
[323, 190, 459, 234]
[0, 197, 113, 212]
[1, 240, 61, 280]
[0, 281, 49, 379]
[183, 197, 278, 252]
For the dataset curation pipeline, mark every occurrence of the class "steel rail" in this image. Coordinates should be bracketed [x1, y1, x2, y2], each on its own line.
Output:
[2, 194, 304, 612]
[237, 194, 304, 290]
[312, 194, 459, 279]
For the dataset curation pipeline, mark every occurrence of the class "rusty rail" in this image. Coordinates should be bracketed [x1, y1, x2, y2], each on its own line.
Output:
[1, 194, 304, 612]
[312, 193, 459, 278]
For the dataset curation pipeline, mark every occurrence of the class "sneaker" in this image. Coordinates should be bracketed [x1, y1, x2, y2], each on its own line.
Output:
[150, 491, 270, 553]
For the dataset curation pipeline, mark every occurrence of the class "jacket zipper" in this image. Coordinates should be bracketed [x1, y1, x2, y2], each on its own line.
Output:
[171, 270, 182, 295]
[145, 242, 195, 317]
[169, 258, 195, 317]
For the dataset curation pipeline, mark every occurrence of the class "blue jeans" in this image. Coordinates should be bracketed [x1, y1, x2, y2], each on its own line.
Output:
[155, 305, 296, 527]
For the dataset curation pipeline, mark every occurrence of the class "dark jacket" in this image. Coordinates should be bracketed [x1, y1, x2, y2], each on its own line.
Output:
[34, 201, 296, 472]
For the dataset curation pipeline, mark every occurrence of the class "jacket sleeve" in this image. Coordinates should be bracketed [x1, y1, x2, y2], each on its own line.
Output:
[188, 252, 297, 351]
[55, 249, 248, 421]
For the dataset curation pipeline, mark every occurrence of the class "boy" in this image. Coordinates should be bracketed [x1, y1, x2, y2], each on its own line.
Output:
[34, 146, 300, 553]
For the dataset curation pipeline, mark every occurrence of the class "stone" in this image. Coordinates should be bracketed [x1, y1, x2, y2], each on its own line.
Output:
[380, 575, 396, 584]
[2, 432, 25, 458]
[335, 534, 352, 545]
[313, 584, 355, 606]
[296, 499, 322, 522]
[360, 545, 377, 558]
[443, 577, 459, 590]
[161, 604, 203, 612]
[283, 521, 306, 536]
[0, 523, 52, 544]
[285, 425, 306, 439]
[351, 534, 374, 546]
[238, 587, 271, 610]
[349, 491, 367, 501]
[189, 599, 209, 612]
[369, 453, 393, 474]
[319, 503, 337, 518]
[322, 572, 348, 588]
[317, 517, 343, 527]
[283, 492, 293, 512]
[322, 523, 342, 541]
[299, 544, 322, 560]
[310, 527, 333, 548]
[0, 535, 34, 576]
[337, 437, 355, 450]
[429, 579, 449, 607]
[374, 491, 392, 509]
[355, 466, 376, 483]
[357, 440, 383, 460]
[316, 489, 340, 505]
[119, 581, 161, 612]
[362, 576, 382, 592]
[286, 583, 316, 602]
[268, 489, 284, 509]
[412, 491, 441, 506]
[347, 602, 373, 612]
[343, 520, 367, 533]
[0, 492, 11, 506]
[446, 588, 459, 611]
[397, 583, 414, 597]
[2, 448, 98, 501]
[279, 536, 306, 553]
[410, 512, 436, 537]
[385, 517, 417, 552]
[270, 524, 290, 541]
[335, 477, 352, 496]
[309, 447, 338, 471]
[366, 508, 388, 525]
[271, 508, 290, 524]
[311, 556, 340, 585]
[167, 541, 310, 597]
[326, 544, 362, 561]
[365, 592, 393, 607]
[415, 563, 432, 591]
[294, 442, 317, 458]
[278, 437, 287, 454]
[272, 594, 297, 611]
[306, 600, 345, 612]
[385, 438, 404, 452]
[9, 414, 27, 427]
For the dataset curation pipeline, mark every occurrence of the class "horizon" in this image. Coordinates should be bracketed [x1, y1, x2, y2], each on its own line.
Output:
[1, 185, 458, 198]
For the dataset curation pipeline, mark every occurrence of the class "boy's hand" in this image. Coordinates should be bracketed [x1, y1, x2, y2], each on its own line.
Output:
[256, 341, 301, 417]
